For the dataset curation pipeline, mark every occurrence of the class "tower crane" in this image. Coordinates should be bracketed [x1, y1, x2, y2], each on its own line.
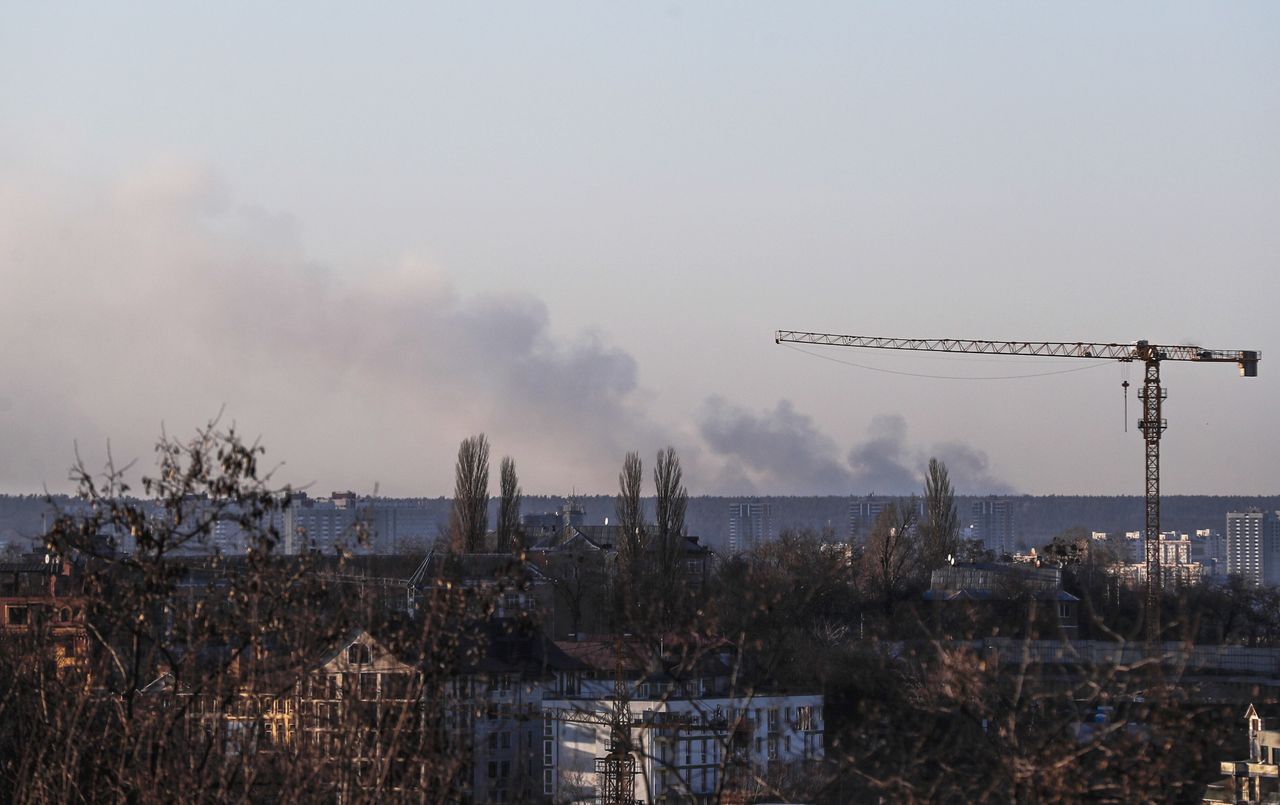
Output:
[775, 330, 1260, 640]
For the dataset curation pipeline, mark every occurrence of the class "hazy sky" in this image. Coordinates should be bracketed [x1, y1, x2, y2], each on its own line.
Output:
[2, 3, 1276, 498]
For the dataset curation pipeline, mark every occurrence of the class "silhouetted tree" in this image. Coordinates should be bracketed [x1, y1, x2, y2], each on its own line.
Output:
[653, 446, 687, 579]
[920, 457, 960, 570]
[495, 455, 521, 554]
[615, 451, 645, 582]
[0, 419, 500, 802]
[863, 500, 919, 616]
[448, 434, 489, 553]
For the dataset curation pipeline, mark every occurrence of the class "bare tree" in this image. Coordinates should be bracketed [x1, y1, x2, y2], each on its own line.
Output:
[448, 434, 490, 553]
[920, 457, 960, 570]
[863, 499, 919, 616]
[495, 456, 521, 554]
[653, 446, 688, 580]
[613, 451, 645, 625]
[0, 419, 500, 802]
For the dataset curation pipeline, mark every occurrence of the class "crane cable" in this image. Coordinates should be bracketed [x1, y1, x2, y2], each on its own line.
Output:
[1122, 362, 1131, 432]
[780, 342, 1115, 381]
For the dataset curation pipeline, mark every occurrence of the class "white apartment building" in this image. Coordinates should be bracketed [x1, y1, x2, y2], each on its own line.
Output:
[542, 692, 823, 804]
[727, 501, 772, 554]
[1227, 510, 1280, 587]
[970, 497, 1014, 556]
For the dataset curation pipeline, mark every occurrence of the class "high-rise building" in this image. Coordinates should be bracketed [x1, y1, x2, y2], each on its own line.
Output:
[1190, 528, 1227, 579]
[1226, 509, 1280, 586]
[849, 496, 923, 544]
[728, 501, 772, 553]
[283, 494, 360, 555]
[970, 497, 1014, 557]
[365, 498, 444, 552]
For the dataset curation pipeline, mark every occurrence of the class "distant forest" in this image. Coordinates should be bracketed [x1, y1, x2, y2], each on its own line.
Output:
[3, 493, 1277, 555]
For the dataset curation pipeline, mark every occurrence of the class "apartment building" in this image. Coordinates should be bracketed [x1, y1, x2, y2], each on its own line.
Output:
[728, 501, 772, 554]
[1227, 510, 1280, 587]
[541, 637, 824, 803]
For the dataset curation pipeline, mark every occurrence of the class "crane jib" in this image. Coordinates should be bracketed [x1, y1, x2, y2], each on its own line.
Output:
[775, 330, 1259, 373]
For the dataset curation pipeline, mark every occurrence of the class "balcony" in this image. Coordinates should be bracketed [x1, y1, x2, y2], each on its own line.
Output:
[1221, 760, 1280, 777]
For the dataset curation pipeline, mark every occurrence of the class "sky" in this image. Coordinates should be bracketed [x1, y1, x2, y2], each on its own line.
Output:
[1, 3, 1276, 498]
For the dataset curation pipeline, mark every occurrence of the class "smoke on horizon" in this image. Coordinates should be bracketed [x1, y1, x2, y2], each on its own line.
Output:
[0, 159, 1013, 498]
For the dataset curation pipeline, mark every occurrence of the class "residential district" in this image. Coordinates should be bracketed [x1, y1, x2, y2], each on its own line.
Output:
[5, 482, 1280, 802]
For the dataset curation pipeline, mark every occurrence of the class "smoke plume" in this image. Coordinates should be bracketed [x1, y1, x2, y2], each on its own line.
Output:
[0, 160, 674, 493]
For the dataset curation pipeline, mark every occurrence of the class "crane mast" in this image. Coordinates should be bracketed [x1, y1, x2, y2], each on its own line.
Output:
[776, 330, 1260, 640]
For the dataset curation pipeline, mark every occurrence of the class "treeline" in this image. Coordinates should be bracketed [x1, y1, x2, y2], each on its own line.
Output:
[518, 494, 1280, 551]
[6, 493, 1279, 554]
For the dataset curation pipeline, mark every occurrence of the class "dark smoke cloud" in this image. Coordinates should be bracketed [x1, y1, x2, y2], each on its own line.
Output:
[846, 415, 1015, 495]
[846, 414, 919, 495]
[930, 441, 1015, 495]
[698, 397, 854, 495]
[699, 403, 1014, 496]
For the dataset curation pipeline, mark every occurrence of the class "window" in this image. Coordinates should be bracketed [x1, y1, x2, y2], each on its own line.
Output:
[500, 760, 510, 778]
[7, 606, 28, 626]
[562, 672, 579, 696]
[767, 708, 779, 731]
[347, 643, 372, 665]
[768, 738, 778, 759]
[360, 672, 378, 699]
[796, 706, 813, 731]
[488, 732, 498, 751]
[785, 735, 791, 754]
[543, 740, 553, 766]
[543, 769, 553, 794]
[488, 761, 497, 779]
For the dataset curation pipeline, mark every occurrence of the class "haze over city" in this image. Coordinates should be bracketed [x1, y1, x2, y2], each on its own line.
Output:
[2, 3, 1276, 497]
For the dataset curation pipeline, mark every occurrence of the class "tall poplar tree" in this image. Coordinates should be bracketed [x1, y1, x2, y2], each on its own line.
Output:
[921, 457, 960, 570]
[448, 434, 490, 553]
[496, 455, 522, 554]
[615, 451, 645, 577]
[653, 446, 688, 579]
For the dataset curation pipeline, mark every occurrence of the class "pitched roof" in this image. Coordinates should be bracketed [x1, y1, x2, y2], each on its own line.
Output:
[1245, 703, 1280, 725]
[420, 551, 550, 583]
[554, 635, 731, 680]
